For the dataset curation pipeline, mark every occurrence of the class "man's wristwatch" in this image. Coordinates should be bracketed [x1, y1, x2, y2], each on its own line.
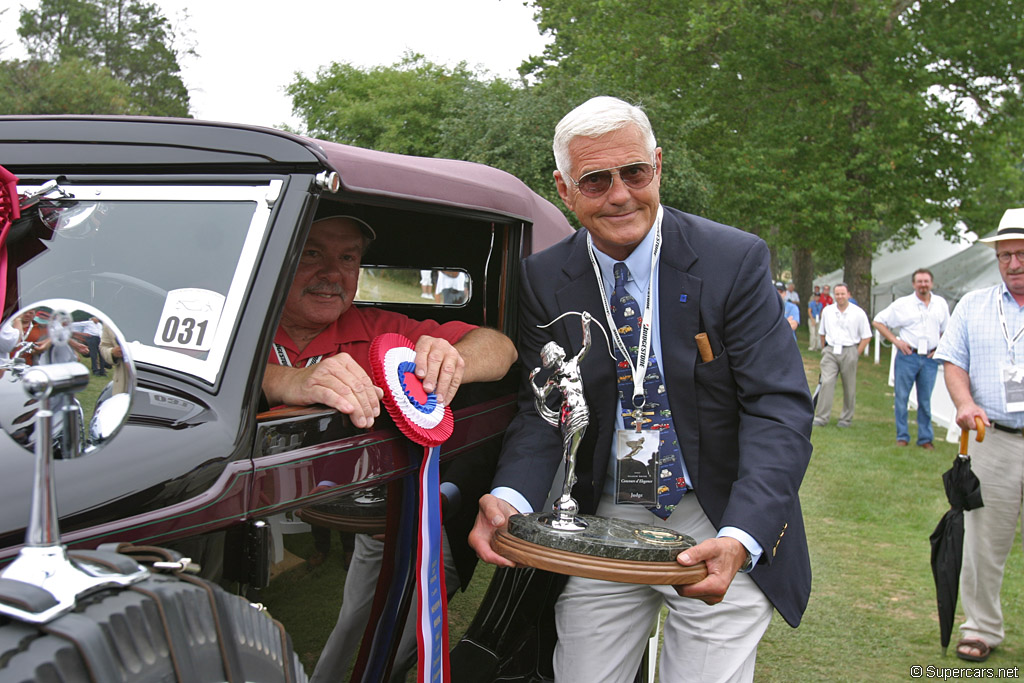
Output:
[740, 549, 754, 573]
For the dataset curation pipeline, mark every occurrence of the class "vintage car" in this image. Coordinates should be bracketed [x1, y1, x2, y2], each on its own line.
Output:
[0, 115, 577, 681]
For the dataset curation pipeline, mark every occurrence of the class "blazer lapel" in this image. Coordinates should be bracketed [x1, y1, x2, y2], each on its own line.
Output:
[658, 212, 703, 487]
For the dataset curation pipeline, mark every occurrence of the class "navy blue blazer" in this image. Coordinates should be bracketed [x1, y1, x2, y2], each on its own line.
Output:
[494, 206, 813, 627]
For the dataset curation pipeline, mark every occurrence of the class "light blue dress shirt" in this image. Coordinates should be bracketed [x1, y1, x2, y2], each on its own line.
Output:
[935, 283, 1024, 428]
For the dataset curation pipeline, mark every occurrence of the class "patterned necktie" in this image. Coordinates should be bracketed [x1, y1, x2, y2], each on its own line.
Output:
[610, 262, 686, 519]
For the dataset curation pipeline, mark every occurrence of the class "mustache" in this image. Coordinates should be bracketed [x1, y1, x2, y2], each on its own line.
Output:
[304, 283, 346, 297]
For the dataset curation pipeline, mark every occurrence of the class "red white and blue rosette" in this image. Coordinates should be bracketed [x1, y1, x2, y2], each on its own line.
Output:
[370, 333, 454, 447]
[369, 333, 452, 683]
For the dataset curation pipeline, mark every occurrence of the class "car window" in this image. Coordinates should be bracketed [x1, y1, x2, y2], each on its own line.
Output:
[355, 267, 472, 306]
[9, 182, 279, 383]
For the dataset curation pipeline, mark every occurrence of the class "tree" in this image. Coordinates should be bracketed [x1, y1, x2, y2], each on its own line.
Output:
[287, 55, 598, 215]
[18, 0, 192, 116]
[288, 53, 481, 158]
[0, 58, 135, 114]
[523, 0, 1024, 310]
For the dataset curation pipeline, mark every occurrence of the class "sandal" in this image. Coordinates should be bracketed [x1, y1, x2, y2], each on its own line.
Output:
[956, 638, 992, 662]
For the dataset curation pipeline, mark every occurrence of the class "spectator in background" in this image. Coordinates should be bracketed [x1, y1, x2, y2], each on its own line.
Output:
[71, 316, 109, 376]
[419, 269, 435, 300]
[934, 208, 1024, 663]
[820, 284, 834, 308]
[777, 281, 800, 339]
[814, 283, 872, 428]
[99, 325, 129, 395]
[435, 270, 469, 305]
[872, 269, 949, 449]
[785, 282, 800, 306]
[807, 292, 823, 351]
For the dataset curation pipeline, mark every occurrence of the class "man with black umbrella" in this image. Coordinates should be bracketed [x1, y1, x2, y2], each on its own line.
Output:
[934, 207, 1024, 663]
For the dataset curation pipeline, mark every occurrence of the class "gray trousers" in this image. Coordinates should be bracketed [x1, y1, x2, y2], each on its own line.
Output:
[310, 531, 459, 682]
[814, 346, 860, 426]
[961, 428, 1024, 648]
[553, 493, 773, 683]
[807, 318, 820, 350]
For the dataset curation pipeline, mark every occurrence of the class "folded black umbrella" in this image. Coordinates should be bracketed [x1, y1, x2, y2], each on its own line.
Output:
[929, 419, 985, 654]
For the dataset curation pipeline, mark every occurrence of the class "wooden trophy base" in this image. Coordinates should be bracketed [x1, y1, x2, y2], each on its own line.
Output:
[297, 490, 387, 535]
[491, 513, 708, 585]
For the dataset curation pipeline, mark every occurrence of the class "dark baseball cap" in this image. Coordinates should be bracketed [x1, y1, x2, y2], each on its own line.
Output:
[312, 205, 376, 241]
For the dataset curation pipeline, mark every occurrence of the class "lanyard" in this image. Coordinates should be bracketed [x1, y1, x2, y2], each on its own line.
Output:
[997, 296, 1024, 364]
[587, 222, 662, 415]
[273, 343, 322, 368]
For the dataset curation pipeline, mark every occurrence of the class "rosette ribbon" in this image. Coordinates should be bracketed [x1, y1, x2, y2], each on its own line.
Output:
[0, 164, 20, 311]
[369, 333, 454, 683]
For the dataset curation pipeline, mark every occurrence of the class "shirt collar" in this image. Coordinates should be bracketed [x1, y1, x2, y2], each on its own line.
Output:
[997, 281, 1024, 311]
[273, 306, 373, 364]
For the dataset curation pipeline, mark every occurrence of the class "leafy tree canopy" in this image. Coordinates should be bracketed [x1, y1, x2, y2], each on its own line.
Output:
[17, 0, 192, 116]
[0, 57, 135, 114]
[288, 53, 483, 158]
[287, 53, 712, 223]
[523, 0, 1024, 304]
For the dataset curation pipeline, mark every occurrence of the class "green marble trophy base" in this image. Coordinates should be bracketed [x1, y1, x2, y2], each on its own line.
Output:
[492, 513, 708, 585]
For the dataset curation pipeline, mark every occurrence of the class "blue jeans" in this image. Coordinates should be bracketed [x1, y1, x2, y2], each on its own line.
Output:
[893, 351, 939, 444]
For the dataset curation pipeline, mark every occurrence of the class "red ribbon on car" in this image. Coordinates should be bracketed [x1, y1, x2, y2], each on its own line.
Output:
[0, 164, 20, 312]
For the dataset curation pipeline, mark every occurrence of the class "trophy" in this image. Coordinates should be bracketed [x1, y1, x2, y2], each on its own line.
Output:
[298, 485, 387, 535]
[491, 312, 708, 585]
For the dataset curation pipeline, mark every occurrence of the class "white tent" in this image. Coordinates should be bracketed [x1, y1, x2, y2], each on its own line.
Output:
[871, 237, 1000, 311]
[813, 220, 978, 314]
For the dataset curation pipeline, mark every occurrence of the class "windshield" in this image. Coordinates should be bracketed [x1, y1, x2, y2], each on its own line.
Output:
[8, 182, 279, 383]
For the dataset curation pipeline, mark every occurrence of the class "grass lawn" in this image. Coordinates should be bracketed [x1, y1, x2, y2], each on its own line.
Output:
[262, 329, 1024, 681]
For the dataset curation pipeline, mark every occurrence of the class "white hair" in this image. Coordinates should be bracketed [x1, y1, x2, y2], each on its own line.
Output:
[553, 96, 658, 177]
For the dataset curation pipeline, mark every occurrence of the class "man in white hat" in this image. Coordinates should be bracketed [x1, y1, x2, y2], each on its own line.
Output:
[935, 207, 1024, 663]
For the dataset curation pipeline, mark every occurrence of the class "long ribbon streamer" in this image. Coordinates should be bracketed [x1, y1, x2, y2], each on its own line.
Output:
[416, 444, 449, 683]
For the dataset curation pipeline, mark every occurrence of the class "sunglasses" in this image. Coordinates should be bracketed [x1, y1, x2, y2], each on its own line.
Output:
[567, 161, 657, 198]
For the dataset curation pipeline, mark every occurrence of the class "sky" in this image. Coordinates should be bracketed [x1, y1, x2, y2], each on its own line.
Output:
[0, 0, 552, 130]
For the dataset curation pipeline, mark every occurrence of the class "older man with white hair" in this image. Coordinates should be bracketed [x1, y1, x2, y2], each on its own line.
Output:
[936, 207, 1024, 664]
[471, 96, 813, 683]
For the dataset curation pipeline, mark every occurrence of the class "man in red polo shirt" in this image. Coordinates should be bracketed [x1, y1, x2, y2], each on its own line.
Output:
[262, 212, 517, 682]
[262, 213, 517, 419]
[819, 284, 834, 308]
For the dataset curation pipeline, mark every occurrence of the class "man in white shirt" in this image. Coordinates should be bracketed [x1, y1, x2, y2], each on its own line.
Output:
[435, 270, 469, 304]
[785, 282, 800, 305]
[814, 283, 873, 427]
[71, 316, 108, 376]
[872, 269, 950, 449]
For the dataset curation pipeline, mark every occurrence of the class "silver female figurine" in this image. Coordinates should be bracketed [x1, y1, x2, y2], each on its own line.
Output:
[530, 311, 592, 530]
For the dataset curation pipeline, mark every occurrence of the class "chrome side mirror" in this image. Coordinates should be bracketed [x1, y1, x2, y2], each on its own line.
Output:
[0, 300, 144, 623]
[0, 299, 136, 458]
